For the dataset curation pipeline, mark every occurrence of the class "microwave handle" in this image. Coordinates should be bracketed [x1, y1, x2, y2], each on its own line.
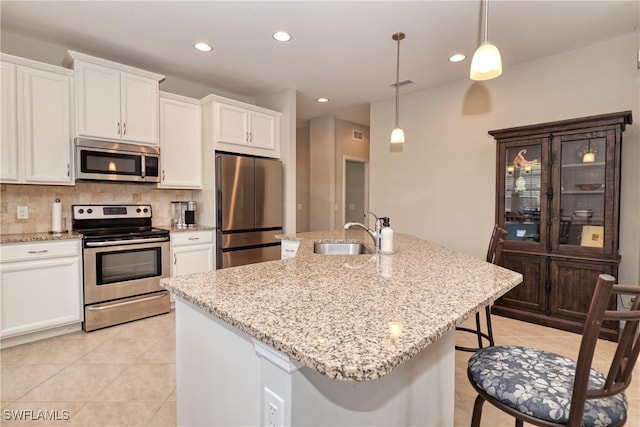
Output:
[141, 155, 146, 178]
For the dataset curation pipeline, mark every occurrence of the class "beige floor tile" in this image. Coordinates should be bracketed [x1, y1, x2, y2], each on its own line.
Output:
[137, 340, 176, 364]
[66, 401, 164, 427]
[18, 364, 126, 402]
[96, 364, 175, 402]
[17, 337, 99, 365]
[113, 314, 175, 339]
[0, 364, 66, 402]
[74, 338, 156, 364]
[0, 401, 85, 426]
[148, 401, 177, 426]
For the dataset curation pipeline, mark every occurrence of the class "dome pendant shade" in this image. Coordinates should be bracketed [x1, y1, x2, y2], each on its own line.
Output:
[582, 151, 595, 163]
[391, 127, 405, 144]
[470, 0, 502, 81]
[470, 41, 502, 80]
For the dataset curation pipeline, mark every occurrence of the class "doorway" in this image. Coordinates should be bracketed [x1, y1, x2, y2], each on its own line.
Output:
[343, 157, 369, 224]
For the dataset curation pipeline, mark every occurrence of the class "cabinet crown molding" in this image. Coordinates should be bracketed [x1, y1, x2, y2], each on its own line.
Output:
[63, 50, 165, 82]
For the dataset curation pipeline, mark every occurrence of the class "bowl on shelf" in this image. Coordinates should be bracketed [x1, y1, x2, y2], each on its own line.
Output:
[575, 183, 602, 191]
[573, 209, 594, 218]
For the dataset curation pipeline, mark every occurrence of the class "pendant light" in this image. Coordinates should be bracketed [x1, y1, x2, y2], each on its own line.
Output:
[582, 140, 595, 163]
[470, 0, 502, 81]
[390, 32, 406, 144]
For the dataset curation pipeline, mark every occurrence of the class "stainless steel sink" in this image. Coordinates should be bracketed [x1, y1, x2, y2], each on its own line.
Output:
[313, 242, 375, 255]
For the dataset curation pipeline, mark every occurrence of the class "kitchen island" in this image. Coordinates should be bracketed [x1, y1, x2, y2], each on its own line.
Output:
[162, 231, 522, 426]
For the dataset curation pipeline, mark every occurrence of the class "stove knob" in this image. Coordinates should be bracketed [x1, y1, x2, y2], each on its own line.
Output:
[143, 208, 148, 213]
[136, 208, 142, 213]
[87, 208, 93, 214]
[78, 208, 84, 214]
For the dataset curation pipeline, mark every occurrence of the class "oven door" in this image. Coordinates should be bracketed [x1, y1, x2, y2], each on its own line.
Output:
[83, 239, 170, 304]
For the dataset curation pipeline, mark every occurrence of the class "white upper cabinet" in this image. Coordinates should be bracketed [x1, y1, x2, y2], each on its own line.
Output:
[158, 92, 202, 189]
[1, 54, 73, 185]
[201, 94, 281, 158]
[64, 50, 163, 145]
[1, 61, 18, 182]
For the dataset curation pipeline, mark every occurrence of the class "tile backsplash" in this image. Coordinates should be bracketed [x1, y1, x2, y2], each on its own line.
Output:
[1, 183, 193, 234]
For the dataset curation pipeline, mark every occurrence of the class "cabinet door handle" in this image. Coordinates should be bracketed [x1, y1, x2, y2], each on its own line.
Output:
[162, 170, 165, 181]
[123, 122, 127, 135]
[28, 250, 49, 254]
[117, 122, 121, 135]
[67, 163, 70, 177]
[174, 253, 177, 265]
[249, 132, 253, 142]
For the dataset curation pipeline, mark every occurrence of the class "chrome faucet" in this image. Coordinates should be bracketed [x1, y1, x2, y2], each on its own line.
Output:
[344, 212, 379, 248]
[343, 222, 378, 246]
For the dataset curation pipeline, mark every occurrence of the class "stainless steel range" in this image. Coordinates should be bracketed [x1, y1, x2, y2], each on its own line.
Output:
[72, 204, 170, 331]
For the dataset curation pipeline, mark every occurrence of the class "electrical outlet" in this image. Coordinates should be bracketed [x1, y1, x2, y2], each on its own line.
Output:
[17, 206, 29, 219]
[263, 387, 284, 427]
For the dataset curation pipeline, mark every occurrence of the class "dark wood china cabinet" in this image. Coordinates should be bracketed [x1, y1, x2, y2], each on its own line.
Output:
[490, 111, 632, 341]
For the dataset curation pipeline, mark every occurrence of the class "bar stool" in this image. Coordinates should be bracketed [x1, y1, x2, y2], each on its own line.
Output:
[455, 225, 507, 352]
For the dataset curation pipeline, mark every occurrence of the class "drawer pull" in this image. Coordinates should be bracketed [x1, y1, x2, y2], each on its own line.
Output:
[27, 250, 49, 254]
[87, 293, 166, 311]
[188, 237, 200, 240]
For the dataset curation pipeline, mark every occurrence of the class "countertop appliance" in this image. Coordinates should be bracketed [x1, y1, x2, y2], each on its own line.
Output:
[216, 153, 283, 268]
[75, 138, 160, 183]
[72, 204, 170, 331]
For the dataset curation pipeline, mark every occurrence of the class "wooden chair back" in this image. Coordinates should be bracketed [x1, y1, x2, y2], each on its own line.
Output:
[567, 274, 640, 426]
[486, 225, 507, 265]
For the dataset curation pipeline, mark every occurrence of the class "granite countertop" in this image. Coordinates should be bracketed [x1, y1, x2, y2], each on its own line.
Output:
[162, 230, 522, 382]
[0, 231, 83, 245]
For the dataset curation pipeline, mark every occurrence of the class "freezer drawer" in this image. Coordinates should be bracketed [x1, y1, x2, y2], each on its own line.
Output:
[220, 229, 282, 250]
[221, 245, 281, 268]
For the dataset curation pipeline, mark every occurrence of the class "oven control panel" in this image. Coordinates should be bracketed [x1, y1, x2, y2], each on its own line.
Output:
[72, 204, 152, 220]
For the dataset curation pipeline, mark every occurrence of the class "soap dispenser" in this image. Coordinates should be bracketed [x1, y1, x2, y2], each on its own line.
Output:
[380, 217, 394, 254]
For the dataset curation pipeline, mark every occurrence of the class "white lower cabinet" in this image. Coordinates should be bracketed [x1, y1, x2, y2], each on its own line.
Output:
[170, 230, 215, 300]
[0, 239, 83, 347]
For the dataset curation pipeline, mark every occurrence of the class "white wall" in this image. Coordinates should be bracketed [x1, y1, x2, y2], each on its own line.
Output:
[256, 89, 297, 234]
[296, 126, 311, 232]
[309, 115, 336, 231]
[370, 33, 640, 286]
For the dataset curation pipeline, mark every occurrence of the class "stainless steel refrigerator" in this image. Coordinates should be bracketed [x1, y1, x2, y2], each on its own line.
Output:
[216, 153, 283, 268]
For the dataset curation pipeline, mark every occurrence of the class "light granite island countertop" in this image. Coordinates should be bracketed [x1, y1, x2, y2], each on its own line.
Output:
[163, 230, 522, 426]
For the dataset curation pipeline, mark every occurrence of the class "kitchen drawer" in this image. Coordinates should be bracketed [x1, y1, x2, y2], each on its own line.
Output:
[170, 230, 214, 247]
[1, 239, 81, 263]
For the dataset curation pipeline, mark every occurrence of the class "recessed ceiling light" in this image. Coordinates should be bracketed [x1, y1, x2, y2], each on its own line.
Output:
[449, 53, 466, 62]
[273, 31, 292, 42]
[317, 97, 329, 103]
[194, 42, 212, 52]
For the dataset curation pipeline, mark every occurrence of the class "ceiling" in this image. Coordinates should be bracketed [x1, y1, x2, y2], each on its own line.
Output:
[1, 1, 638, 127]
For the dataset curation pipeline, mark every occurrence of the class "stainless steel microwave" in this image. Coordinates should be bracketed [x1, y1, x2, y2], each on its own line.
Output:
[75, 138, 160, 183]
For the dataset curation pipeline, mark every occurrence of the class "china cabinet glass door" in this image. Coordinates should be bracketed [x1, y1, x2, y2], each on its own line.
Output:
[501, 139, 547, 247]
[554, 131, 613, 253]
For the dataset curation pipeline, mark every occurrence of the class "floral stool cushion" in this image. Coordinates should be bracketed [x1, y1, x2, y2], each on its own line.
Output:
[468, 346, 628, 427]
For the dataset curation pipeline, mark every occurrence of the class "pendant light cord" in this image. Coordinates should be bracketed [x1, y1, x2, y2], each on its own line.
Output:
[483, 0, 489, 43]
[395, 37, 400, 126]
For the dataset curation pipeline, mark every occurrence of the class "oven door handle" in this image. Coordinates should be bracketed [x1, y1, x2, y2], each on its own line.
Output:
[86, 293, 167, 311]
[85, 237, 169, 247]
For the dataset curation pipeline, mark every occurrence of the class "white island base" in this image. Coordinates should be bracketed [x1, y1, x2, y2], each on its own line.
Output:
[176, 297, 455, 426]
